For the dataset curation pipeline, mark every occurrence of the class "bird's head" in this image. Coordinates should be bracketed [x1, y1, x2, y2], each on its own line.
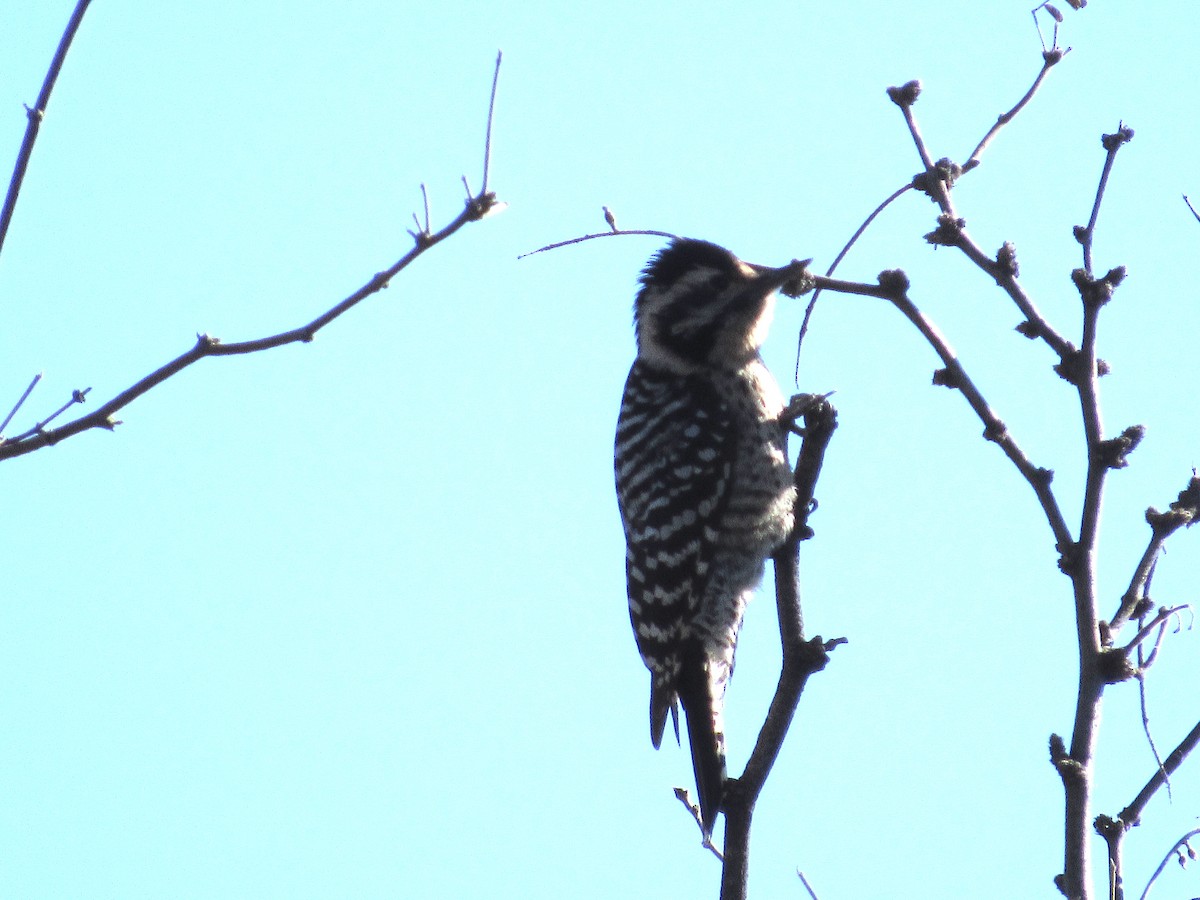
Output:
[633, 238, 804, 374]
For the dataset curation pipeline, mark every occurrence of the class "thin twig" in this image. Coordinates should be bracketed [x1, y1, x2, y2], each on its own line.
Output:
[0, 192, 495, 461]
[1031, 3, 1061, 54]
[1138, 827, 1200, 900]
[15, 386, 92, 439]
[1135, 672, 1171, 803]
[0, 56, 506, 461]
[1089, 499, 1198, 900]
[1079, 124, 1134, 274]
[0, 372, 43, 435]
[1106, 483, 1199, 637]
[876, 274, 1073, 551]
[793, 183, 912, 385]
[1183, 195, 1200, 225]
[809, 275, 893, 300]
[673, 788, 724, 861]
[1121, 606, 1190, 658]
[0, 0, 94, 262]
[899, 101, 936, 175]
[481, 50, 502, 193]
[795, 52, 1067, 383]
[797, 870, 821, 900]
[964, 50, 1064, 172]
[889, 77, 1074, 360]
[815, 186, 913, 285]
[1131, 553, 1169, 803]
[518, 228, 678, 259]
[965, 229, 1075, 358]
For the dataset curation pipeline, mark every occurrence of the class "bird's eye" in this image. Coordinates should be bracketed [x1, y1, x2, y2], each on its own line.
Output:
[711, 274, 730, 292]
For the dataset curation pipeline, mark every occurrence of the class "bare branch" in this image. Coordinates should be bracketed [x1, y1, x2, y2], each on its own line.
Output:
[1107, 482, 1199, 640]
[958, 229, 1075, 358]
[793, 183, 912, 384]
[1077, 125, 1134, 274]
[4, 386, 94, 443]
[1122, 720, 1200, 830]
[887, 80, 936, 173]
[0, 189, 497, 461]
[873, 271, 1073, 552]
[795, 54, 1070, 385]
[797, 870, 821, 900]
[1120, 605, 1191, 660]
[673, 788, 724, 861]
[808, 274, 892, 300]
[0, 55, 506, 461]
[887, 78, 1075, 359]
[880, 82, 1148, 900]
[518, 228, 678, 259]
[0, 372, 42, 435]
[1138, 828, 1200, 900]
[0, 0, 94, 263]
[481, 50, 502, 193]
[1136, 667, 1172, 804]
[964, 48, 1065, 172]
[720, 396, 842, 900]
[1183, 194, 1200, 225]
[1058, 128, 1136, 900]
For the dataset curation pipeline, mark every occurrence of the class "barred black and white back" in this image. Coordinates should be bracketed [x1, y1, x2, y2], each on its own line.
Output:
[614, 238, 798, 837]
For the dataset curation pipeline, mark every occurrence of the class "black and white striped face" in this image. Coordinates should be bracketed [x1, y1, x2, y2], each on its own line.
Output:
[633, 239, 789, 373]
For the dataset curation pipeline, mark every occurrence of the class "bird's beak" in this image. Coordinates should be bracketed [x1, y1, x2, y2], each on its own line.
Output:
[747, 258, 813, 297]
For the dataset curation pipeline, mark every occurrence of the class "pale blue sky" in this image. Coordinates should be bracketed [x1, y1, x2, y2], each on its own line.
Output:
[3, 3, 1198, 898]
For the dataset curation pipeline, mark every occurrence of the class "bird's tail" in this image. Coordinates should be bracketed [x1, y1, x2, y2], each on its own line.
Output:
[675, 655, 727, 839]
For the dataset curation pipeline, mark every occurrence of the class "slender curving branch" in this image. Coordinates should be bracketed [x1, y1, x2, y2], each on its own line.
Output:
[794, 52, 1069, 382]
[964, 49, 1064, 172]
[886, 69, 1076, 359]
[0, 192, 501, 461]
[1184, 194, 1200, 225]
[792, 184, 912, 385]
[803, 268, 1073, 557]
[0, 0, 94, 263]
[518, 227, 678, 260]
[0, 54, 505, 461]
[1119, 605, 1189, 660]
[480, 51, 502, 193]
[1137, 827, 1200, 900]
[854, 269, 1074, 552]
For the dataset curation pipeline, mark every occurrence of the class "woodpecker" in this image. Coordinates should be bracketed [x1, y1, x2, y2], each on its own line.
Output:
[614, 238, 800, 838]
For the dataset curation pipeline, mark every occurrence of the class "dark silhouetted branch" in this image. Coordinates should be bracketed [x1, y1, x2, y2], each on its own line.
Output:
[719, 395, 842, 900]
[0, 372, 43, 436]
[0, 0, 94, 262]
[1096, 721, 1200, 900]
[1, 54, 505, 461]
[965, 49, 1065, 172]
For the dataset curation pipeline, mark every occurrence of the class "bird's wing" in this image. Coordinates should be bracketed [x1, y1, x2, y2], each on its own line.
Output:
[615, 366, 736, 744]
